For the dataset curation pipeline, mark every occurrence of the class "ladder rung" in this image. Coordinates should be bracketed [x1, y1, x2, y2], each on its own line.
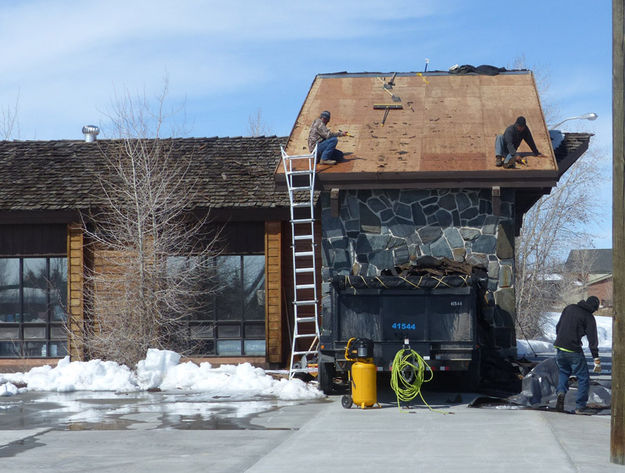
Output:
[295, 284, 316, 290]
[294, 235, 314, 240]
[291, 218, 314, 224]
[295, 267, 315, 273]
[290, 368, 318, 375]
[293, 334, 318, 340]
[296, 317, 317, 323]
[290, 186, 312, 192]
[287, 170, 314, 175]
[293, 300, 317, 305]
[283, 154, 315, 160]
[292, 349, 318, 355]
[291, 202, 311, 208]
[294, 251, 314, 257]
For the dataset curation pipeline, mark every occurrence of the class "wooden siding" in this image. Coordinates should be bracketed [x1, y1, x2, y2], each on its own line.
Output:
[265, 221, 283, 364]
[67, 223, 85, 360]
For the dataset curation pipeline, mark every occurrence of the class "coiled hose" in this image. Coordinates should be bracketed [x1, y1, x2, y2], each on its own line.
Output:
[390, 347, 435, 411]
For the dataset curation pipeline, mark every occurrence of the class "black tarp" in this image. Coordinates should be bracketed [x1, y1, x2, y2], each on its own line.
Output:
[469, 358, 612, 414]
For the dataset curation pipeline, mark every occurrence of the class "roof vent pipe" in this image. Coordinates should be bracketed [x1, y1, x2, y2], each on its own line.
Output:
[82, 125, 100, 142]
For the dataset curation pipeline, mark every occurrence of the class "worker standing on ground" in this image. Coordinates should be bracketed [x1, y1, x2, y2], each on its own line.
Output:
[553, 296, 602, 415]
[494, 116, 541, 168]
[308, 111, 347, 165]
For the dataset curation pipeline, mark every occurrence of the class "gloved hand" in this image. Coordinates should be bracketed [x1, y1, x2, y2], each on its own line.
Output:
[593, 358, 602, 373]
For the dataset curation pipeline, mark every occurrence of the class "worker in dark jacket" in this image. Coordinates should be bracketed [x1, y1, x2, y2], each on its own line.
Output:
[494, 116, 541, 168]
[553, 296, 601, 414]
[308, 111, 347, 165]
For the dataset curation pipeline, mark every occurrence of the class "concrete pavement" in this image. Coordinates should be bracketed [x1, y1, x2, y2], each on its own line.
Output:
[1, 390, 622, 473]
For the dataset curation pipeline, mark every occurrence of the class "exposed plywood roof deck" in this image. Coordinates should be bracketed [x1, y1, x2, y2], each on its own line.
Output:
[276, 71, 558, 189]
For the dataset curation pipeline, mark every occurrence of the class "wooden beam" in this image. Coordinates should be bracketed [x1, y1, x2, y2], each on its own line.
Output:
[492, 186, 501, 216]
[265, 221, 283, 364]
[67, 223, 85, 361]
[330, 188, 340, 217]
[612, 0, 625, 464]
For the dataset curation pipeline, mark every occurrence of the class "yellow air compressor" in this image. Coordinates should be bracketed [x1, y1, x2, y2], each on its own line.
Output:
[342, 338, 380, 409]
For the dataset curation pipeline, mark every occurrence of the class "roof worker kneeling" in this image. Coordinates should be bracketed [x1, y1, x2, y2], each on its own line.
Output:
[495, 116, 543, 168]
[308, 110, 348, 165]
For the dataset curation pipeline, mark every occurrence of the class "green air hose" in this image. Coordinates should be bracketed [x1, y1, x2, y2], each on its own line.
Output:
[390, 347, 436, 411]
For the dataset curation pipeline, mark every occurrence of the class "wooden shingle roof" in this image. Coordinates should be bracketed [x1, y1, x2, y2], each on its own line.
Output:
[0, 136, 289, 212]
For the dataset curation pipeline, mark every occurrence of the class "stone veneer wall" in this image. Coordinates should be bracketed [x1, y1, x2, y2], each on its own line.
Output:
[320, 188, 517, 316]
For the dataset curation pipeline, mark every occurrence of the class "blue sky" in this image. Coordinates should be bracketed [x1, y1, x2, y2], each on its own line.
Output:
[0, 0, 614, 247]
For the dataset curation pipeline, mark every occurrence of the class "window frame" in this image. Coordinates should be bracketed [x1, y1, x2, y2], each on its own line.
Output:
[178, 253, 266, 357]
[0, 255, 68, 358]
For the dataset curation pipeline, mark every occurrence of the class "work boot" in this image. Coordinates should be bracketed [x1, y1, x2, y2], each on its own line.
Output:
[495, 156, 503, 167]
[555, 392, 565, 412]
[575, 407, 594, 415]
[320, 159, 336, 165]
[503, 160, 516, 169]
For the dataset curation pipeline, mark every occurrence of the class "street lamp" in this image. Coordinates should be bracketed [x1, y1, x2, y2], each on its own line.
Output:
[550, 112, 598, 129]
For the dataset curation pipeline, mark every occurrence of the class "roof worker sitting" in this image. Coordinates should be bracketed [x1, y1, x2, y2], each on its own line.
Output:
[495, 116, 542, 168]
[308, 110, 348, 165]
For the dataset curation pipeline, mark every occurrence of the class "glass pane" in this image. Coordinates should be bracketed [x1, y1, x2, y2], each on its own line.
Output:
[0, 341, 20, 357]
[49, 341, 68, 357]
[216, 256, 243, 320]
[189, 339, 215, 356]
[189, 323, 214, 339]
[0, 326, 19, 339]
[244, 323, 265, 338]
[24, 326, 46, 339]
[217, 324, 241, 338]
[24, 341, 47, 357]
[0, 258, 20, 323]
[50, 258, 67, 321]
[243, 255, 265, 320]
[23, 258, 47, 323]
[50, 325, 67, 339]
[216, 339, 242, 356]
[244, 340, 266, 356]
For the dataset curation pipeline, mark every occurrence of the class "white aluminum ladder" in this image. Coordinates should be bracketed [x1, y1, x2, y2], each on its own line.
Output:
[281, 145, 320, 379]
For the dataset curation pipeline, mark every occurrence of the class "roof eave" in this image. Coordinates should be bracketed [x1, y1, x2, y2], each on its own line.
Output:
[274, 170, 558, 190]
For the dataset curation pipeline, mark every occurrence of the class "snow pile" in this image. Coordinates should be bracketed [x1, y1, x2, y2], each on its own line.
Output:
[517, 311, 613, 357]
[0, 382, 18, 397]
[136, 349, 181, 390]
[2, 356, 138, 393]
[157, 360, 318, 400]
[0, 349, 323, 401]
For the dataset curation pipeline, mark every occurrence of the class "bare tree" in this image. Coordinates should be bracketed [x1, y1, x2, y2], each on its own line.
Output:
[76, 84, 222, 366]
[515, 150, 602, 338]
[0, 90, 20, 140]
[247, 108, 273, 137]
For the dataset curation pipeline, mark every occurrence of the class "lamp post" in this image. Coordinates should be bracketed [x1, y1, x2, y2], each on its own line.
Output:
[550, 112, 598, 129]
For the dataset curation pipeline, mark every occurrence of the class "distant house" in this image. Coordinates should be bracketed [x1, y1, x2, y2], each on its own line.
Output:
[0, 70, 592, 370]
[564, 249, 613, 307]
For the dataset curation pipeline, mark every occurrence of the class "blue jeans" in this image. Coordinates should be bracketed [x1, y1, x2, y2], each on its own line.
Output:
[316, 137, 344, 162]
[556, 349, 590, 409]
[495, 134, 516, 165]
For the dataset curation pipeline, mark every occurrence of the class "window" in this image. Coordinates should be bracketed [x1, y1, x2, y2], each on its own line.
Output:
[0, 257, 68, 357]
[168, 255, 266, 357]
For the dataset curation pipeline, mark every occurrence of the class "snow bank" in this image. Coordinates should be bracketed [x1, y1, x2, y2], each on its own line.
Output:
[0, 382, 18, 397]
[517, 311, 613, 357]
[0, 349, 323, 401]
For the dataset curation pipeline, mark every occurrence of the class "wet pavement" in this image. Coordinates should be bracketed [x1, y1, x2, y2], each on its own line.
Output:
[0, 390, 324, 432]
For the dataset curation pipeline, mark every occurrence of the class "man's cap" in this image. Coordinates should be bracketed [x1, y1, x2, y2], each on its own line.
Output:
[320, 111, 331, 120]
[515, 116, 527, 127]
[586, 296, 600, 312]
